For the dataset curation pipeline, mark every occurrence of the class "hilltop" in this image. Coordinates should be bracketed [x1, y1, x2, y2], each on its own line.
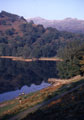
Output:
[0, 11, 27, 37]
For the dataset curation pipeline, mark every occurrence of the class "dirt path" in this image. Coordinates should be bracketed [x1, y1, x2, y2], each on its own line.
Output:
[10, 83, 84, 120]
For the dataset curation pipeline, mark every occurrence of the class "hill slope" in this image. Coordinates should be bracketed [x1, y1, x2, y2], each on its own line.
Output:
[22, 82, 84, 120]
[0, 11, 84, 58]
[0, 76, 84, 120]
[0, 11, 27, 37]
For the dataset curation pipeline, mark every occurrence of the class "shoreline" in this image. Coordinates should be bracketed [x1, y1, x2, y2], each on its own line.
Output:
[0, 56, 62, 62]
[48, 75, 84, 86]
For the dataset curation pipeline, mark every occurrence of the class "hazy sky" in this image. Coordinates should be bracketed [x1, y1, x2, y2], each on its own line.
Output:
[0, 0, 83, 20]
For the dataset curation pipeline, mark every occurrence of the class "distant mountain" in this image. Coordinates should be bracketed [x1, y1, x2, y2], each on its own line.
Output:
[27, 17, 84, 34]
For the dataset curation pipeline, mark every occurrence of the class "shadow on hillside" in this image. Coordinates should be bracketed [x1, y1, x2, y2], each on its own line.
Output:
[22, 79, 84, 120]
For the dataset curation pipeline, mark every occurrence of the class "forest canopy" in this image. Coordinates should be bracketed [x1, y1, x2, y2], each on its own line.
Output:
[57, 40, 84, 78]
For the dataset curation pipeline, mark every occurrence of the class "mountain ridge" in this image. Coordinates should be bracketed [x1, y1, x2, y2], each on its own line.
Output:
[27, 17, 84, 34]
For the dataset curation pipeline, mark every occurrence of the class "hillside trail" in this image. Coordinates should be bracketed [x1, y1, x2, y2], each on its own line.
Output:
[10, 82, 84, 120]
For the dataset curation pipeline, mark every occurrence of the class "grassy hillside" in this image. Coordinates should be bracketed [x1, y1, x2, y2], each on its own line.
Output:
[22, 79, 84, 120]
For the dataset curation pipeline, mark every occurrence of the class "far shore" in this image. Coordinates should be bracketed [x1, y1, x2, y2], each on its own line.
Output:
[0, 56, 63, 62]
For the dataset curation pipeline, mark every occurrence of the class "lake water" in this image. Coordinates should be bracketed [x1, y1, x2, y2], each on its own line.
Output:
[0, 58, 58, 102]
[0, 82, 50, 102]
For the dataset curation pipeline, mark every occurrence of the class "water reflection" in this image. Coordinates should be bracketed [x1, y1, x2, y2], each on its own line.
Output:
[0, 58, 58, 94]
[0, 81, 50, 102]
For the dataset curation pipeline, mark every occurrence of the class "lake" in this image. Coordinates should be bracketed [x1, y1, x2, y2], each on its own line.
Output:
[0, 58, 58, 102]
